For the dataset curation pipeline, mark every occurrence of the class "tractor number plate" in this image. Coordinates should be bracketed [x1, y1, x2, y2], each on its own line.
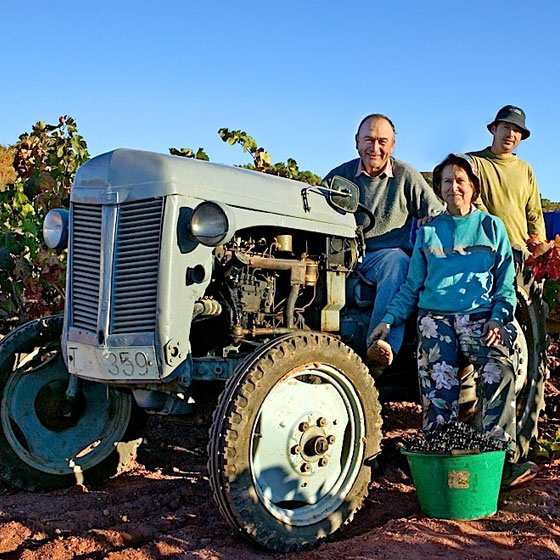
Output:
[67, 344, 160, 381]
[102, 348, 158, 378]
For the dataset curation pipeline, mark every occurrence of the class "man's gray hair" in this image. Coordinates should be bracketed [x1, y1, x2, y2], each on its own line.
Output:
[356, 113, 396, 136]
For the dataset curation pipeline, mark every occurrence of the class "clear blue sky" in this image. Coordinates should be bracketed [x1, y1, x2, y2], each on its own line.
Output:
[3, 0, 560, 200]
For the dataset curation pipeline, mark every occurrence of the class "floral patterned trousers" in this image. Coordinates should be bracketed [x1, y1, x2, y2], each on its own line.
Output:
[417, 311, 516, 447]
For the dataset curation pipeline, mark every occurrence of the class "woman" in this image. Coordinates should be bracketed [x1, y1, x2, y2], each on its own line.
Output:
[371, 153, 518, 449]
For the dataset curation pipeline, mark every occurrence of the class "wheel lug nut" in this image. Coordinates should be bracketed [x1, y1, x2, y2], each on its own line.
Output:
[299, 422, 309, 432]
[327, 435, 335, 445]
[291, 445, 302, 455]
[318, 457, 328, 467]
[300, 462, 312, 473]
[317, 417, 327, 427]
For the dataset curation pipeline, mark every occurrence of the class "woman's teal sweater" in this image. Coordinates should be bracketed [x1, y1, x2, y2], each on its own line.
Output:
[382, 209, 516, 326]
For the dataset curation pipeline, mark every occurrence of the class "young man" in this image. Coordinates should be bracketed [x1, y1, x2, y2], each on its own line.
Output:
[468, 105, 546, 252]
[467, 106, 545, 486]
[323, 114, 443, 371]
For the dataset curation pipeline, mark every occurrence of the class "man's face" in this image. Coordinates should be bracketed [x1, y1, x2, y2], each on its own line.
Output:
[355, 117, 395, 176]
[490, 121, 523, 155]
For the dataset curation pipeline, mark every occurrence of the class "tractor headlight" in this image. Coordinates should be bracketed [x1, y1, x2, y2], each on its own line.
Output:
[43, 209, 69, 249]
[190, 201, 236, 246]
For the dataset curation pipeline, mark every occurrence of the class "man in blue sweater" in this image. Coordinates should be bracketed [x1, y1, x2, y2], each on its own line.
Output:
[324, 114, 443, 371]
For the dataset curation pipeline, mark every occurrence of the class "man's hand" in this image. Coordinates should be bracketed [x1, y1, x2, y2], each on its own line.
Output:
[417, 216, 435, 228]
[482, 320, 504, 346]
[371, 322, 391, 341]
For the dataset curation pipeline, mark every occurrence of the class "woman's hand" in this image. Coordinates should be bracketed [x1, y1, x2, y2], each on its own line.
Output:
[371, 322, 391, 341]
[482, 320, 504, 346]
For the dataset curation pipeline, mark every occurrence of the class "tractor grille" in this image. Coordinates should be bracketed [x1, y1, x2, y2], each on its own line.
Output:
[70, 203, 103, 331]
[110, 199, 164, 334]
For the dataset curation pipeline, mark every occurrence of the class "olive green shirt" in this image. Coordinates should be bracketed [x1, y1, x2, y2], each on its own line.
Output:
[468, 148, 546, 251]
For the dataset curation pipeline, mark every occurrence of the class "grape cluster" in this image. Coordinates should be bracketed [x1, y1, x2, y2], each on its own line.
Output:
[404, 422, 509, 454]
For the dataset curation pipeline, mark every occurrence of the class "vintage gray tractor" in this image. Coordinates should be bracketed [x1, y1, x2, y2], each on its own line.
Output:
[0, 149, 547, 552]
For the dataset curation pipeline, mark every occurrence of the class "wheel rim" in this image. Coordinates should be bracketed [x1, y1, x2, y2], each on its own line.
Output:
[514, 292, 541, 431]
[504, 319, 531, 426]
[2, 348, 131, 475]
[250, 363, 366, 526]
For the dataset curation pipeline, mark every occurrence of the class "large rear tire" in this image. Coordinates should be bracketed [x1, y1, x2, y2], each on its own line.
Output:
[0, 316, 143, 491]
[208, 333, 382, 552]
[514, 270, 548, 461]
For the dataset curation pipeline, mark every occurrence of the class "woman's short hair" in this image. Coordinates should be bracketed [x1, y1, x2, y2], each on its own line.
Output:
[432, 153, 481, 201]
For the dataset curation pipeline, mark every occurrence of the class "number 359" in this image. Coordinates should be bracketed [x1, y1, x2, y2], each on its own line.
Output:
[106, 351, 150, 376]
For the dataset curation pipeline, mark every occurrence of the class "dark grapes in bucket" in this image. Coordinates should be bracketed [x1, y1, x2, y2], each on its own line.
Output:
[403, 422, 510, 454]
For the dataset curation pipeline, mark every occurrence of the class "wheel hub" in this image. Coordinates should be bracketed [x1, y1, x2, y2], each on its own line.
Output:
[304, 435, 329, 457]
[34, 380, 83, 431]
[289, 415, 337, 472]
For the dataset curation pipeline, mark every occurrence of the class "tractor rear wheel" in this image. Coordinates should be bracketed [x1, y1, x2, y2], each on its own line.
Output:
[0, 316, 143, 491]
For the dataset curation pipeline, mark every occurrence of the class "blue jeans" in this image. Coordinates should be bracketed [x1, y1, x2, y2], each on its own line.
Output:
[356, 248, 410, 354]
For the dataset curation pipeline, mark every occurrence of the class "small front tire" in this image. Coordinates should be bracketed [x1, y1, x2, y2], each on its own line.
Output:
[208, 333, 382, 552]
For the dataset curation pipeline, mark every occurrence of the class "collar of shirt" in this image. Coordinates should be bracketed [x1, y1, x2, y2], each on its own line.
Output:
[355, 158, 394, 178]
[485, 146, 518, 160]
[444, 203, 477, 216]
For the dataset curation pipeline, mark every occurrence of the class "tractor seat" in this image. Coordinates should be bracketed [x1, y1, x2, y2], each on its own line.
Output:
[347, 270, 376, 309]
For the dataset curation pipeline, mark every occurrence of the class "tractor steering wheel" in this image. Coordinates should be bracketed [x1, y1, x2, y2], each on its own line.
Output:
[356, 203, 375, 234]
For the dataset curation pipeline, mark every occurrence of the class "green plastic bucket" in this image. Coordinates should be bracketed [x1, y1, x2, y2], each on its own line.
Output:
[402, 449, 506, 520]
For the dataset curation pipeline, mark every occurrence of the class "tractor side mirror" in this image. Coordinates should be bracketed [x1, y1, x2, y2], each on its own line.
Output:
[328, 176, 359, 213]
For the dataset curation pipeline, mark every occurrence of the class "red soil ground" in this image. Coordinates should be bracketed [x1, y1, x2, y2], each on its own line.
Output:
[1, 356, 559, 560]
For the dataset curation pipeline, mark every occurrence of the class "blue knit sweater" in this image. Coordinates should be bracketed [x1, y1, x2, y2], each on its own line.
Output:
[381, 209, 516, 326]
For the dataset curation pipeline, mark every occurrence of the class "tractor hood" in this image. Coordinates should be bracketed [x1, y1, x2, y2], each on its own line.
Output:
[71, 148, 356, 236]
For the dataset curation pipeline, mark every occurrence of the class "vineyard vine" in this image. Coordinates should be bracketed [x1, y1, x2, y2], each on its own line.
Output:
[0, 118, 558, 333]
[0, 120, 320, 332]
[0, 117, 88, 332]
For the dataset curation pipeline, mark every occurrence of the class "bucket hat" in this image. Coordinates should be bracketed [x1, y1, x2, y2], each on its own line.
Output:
[487, 105, 530, 139]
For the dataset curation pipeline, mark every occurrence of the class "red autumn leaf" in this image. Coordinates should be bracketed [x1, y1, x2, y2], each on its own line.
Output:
[532, 239, 553, 258]
[526, 234, 543, 253]
[23, 281, 43, 303]
[527, 259, 546, 282]
[547, 246, 560, 280]
[27, 301, 52, 320]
